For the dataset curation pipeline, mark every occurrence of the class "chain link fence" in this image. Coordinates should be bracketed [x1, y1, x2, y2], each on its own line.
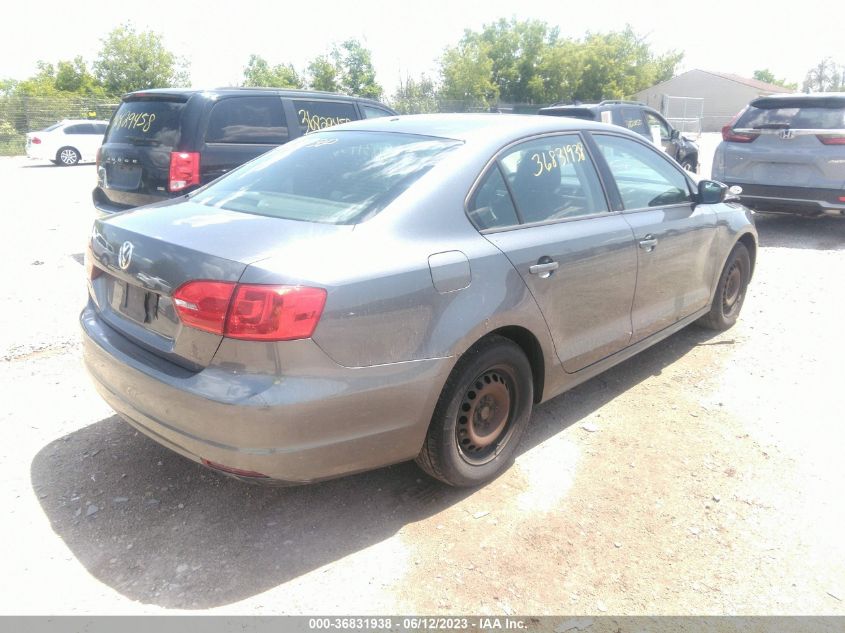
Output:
[0, 95, 120, 156]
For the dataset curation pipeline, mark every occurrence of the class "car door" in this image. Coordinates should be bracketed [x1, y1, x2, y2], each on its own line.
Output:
[63, 124, 94, 160]
[200, 96, 290, 182]
[473, 133, 638, 373]
[590, 133, 718, 342]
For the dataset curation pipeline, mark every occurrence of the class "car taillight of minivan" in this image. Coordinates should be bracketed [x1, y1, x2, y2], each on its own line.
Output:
[172, 281, 327, 341]
[721, 109, 758, 143]
[168, 151, 200, 192]
[817, 134, 845, 145]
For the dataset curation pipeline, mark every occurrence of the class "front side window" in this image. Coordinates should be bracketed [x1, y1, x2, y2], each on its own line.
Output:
[496, 134, 608, 224]
[293, 100, 357, 134]
[593, 135, 692, 209]
[205, 97, 288, 144]
[644, 112, 672, 141]
[362, 105, 393, 119]
[191, 131, 462, 225]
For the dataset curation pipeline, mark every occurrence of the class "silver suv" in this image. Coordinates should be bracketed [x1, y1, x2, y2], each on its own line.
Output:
[712, 93, 845, 217]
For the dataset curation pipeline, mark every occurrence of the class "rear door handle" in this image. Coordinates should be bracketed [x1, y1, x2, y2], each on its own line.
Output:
[638, 235, 658, 251]
[529, 260, 559, 277]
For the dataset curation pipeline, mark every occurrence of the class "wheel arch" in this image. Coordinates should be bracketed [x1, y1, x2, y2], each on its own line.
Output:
[478, 326, 545, 404]
[737, 232, 757, 278]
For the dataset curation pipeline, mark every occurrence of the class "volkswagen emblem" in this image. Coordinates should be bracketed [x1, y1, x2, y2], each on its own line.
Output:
[118, 241, 134, 270]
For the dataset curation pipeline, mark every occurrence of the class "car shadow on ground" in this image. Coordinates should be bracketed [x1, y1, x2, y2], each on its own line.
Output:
[754, 213, 845, 251]
[30, 325, 718, 609]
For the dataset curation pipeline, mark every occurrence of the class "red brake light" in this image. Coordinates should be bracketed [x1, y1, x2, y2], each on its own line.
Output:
[817, 134, 845, 145]
[172, 281, 327, 341]
[721, 108, 758, 143]
[226, 285, 327, 341]
[169, 151, 200, 192]
[32, 137, 41, 144]
[172, 281, 236, 335]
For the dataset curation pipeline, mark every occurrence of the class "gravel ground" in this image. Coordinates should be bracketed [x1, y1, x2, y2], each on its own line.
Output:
[0, 156, 843, 615]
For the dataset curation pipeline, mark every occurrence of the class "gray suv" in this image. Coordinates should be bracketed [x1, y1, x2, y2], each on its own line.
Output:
[712, 93, 845, 217]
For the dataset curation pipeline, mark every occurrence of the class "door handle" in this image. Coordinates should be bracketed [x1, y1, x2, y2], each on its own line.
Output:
[638, 235, 658, 251]
[529, 260, 559, 278]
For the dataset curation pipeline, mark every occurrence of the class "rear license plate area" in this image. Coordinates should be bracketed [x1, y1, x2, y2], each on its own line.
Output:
[111, 280, 156, 324]
[106, 163, 142, 191]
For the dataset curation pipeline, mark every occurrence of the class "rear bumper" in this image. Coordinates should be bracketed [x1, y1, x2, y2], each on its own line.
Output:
[80, 302, 451, 483]
[725, 183, 845, 217]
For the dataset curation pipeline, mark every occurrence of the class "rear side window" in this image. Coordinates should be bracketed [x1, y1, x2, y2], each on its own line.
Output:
[620, 108, 648, 136]
[736, 105, 845, 130]
[191, 131, 462, 225]
[205, 96, 288, 144]
[294, 100, 357, 134]
[106, 99, 184, 148]
[593, 135, 691, 209]
[65, 124, 94, 134]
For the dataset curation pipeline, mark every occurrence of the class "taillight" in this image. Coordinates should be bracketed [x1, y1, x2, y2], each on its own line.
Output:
[721, 108, 758, 143]
[31, 137, 41, 144]
[172, 281, 327, 341]
[817, 134, 845, 145]
[168, 151, 200, 192]
[172, 281, 236, 335]
[226, 285, 327, 341]
[84, 253, 102, 281]
[95, 146, 103, 170]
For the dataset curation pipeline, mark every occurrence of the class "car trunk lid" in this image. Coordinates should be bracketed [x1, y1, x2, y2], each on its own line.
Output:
[87, 201, 349, 370]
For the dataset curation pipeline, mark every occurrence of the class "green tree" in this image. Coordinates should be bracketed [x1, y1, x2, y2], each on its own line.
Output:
[802, 58, 844, 92]
[307, 55, 340, 92]
[242, 54, 304, 88]
[439, 38, 498, 110]
[55, 56, 105, 95]
[390, 74, 439, 114]
[94, 23, 190, 94]
[752, 69, 797, 90]
[334, 39, 382, 99]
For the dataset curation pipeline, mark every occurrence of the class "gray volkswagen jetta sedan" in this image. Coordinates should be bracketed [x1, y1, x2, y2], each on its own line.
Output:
[82, 114, 757, 487]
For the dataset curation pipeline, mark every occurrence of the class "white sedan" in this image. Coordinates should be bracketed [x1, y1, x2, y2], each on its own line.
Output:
[25, 119, 109, 166]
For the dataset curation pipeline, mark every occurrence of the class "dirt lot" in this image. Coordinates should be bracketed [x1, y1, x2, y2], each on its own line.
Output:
[0, 156, 843, 615]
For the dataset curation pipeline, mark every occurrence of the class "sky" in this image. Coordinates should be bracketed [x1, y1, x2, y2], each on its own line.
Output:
[1, 0, 841, 95]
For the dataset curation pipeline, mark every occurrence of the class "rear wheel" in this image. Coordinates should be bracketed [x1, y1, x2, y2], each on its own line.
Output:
[57, 147, 79, 166]
[416, 335, 533, 487]
[698, 243, 751, 331]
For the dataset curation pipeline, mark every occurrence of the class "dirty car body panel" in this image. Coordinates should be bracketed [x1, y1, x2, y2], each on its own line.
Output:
[81, 114, 756, 484]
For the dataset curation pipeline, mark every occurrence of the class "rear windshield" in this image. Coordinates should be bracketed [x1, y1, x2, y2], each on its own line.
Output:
[191, 131, 462, 225]
[42, 122, 63, 132]
[736, 104, 845, 130]
[105, 99, 185, 147]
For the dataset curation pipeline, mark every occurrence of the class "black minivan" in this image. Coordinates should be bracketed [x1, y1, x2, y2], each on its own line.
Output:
[93, 88, 397, 214]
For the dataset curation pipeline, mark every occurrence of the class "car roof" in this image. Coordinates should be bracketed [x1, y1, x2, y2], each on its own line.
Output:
[331, 113, 641, 144]
[122, 87, 390, 107]
[59, 119, 110, 125]
[749, 92, 845, 108]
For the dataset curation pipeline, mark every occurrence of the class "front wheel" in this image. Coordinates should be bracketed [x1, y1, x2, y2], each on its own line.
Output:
[57, 147, 80, 166]
[698, 243, 751, 331]
[416, 335, 533, 487]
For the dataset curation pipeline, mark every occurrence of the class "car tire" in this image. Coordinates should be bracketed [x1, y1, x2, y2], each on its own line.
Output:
[415, 335, 533, 487]
[57, 147, 80, 166]
[698, 243, 751, 331]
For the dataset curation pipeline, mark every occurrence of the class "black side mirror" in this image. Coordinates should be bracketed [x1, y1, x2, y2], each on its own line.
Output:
[697, 179, 727, 204]
[671, 128, 680, 140]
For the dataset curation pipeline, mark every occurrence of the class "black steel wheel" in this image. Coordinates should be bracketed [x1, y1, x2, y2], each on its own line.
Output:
[416, 335, 533, 487]
[698, 243, 751, 331]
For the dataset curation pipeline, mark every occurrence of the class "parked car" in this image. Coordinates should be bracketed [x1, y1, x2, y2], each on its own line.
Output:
[82, 114, 757, 487]
[538, 100, 700, 172]
[712, 93, 845, 217]
[25, 119, 109, 166]
[92, 88, 397, 215]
